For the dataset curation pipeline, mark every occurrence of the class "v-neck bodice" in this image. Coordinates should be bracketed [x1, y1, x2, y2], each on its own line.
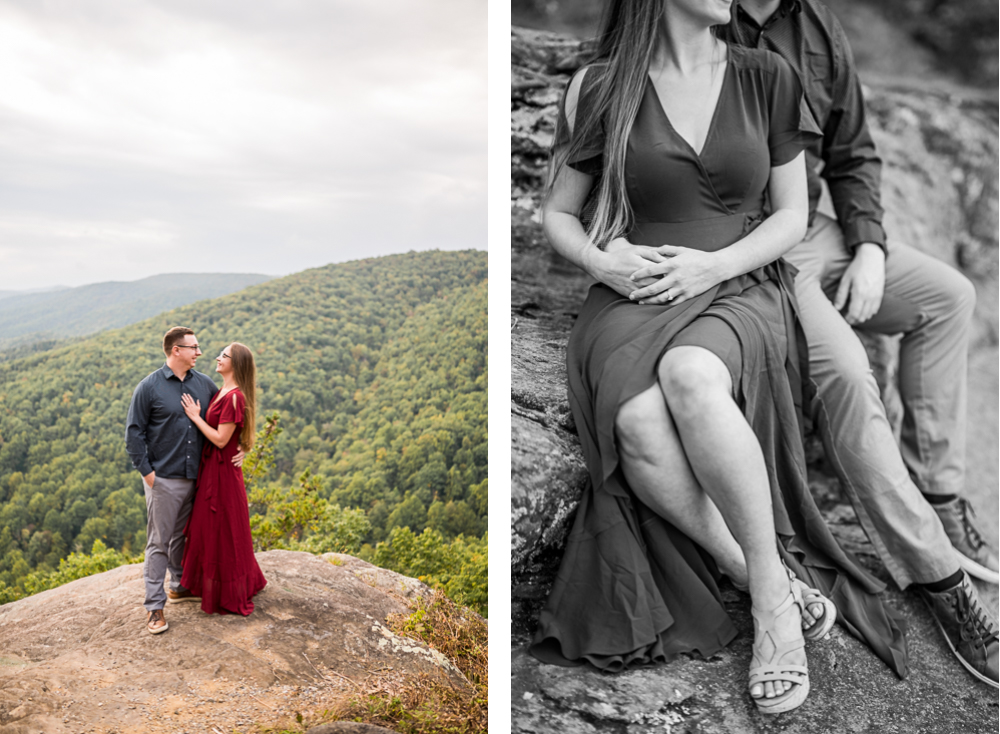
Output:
[559, 44, 821, 246]
[646, 52, 730, 159]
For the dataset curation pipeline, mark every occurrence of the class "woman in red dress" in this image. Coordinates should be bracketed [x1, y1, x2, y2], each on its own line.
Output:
[179, 342, 266, 615]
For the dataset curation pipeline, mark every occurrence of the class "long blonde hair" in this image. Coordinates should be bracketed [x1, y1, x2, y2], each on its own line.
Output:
[228, 342, 257, 451]
[548, 0, 665, 248]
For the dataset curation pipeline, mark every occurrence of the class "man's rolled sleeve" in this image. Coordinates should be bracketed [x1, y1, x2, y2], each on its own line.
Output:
[822, 20, 887, 254]
[125, 382, 153, 477]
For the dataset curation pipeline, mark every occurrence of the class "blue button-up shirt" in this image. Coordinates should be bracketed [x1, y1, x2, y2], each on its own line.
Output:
[125, 364, 219, 479]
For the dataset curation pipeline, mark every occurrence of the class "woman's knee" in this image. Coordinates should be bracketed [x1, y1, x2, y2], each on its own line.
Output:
[615, 388, 669, 457]
[659, 347, 732, 416]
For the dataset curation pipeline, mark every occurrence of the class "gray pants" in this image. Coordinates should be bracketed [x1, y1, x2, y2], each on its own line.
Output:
[785, 214, 973, 587]
[143, 476, 196, 611]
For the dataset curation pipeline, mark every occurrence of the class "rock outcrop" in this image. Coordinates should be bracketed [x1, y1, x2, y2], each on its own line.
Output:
[0, 551, 467, 734]
[510, 26, 998, 733]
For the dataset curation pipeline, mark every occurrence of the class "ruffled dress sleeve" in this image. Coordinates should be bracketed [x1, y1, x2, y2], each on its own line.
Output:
[217, 389, 245, 430]
[554, 66, 605, 177]
[767, 55, 823, 166]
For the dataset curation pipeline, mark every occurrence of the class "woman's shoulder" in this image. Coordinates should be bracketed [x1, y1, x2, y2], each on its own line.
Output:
[565, 62, 607, 105]
[563, 62, 607, 134]
[214, 386, 244, 405]
[568, 61, 608, 85]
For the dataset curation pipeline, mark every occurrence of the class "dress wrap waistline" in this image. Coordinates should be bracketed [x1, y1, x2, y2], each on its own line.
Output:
[629, 211, 764, 251]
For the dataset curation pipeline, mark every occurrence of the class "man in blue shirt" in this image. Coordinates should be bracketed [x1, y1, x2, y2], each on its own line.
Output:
[125, 326, 239, 634]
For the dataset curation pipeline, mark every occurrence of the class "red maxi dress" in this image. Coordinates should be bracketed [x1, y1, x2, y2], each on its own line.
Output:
[181, 388, 267, 615]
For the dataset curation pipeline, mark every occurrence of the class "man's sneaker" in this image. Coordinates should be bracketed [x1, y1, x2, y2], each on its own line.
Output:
[918, 572, 998, 688]
[167, 588, 201, 604]
[932, 498, 999, 584]
[146, 609, 169, 635]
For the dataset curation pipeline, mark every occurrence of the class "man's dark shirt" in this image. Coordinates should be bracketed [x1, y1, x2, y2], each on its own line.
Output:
[724, 0, 886, 253]
[125, 364, 218, 479]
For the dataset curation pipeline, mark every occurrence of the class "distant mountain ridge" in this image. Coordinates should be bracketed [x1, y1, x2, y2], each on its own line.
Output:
[0, 286, 68, 301]
[0, 273, 274, 350]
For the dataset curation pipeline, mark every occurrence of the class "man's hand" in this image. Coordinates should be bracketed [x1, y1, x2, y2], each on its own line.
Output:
[232, 449, 246, 468]
[143, 471, 156, 489]
[587, 238, 666, 296]
[627, 246, 725, 305]
[833, 243, 885, 325]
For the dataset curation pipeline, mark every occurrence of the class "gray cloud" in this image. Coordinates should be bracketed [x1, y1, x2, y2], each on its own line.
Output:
[0, 0, 486, 289]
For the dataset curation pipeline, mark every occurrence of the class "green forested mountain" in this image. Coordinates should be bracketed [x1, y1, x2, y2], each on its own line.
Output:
[0, 273, 274, 352]
[0, 250, 487, 590]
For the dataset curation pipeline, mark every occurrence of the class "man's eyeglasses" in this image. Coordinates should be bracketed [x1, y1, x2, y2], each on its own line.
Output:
[175, 344, 201, 351]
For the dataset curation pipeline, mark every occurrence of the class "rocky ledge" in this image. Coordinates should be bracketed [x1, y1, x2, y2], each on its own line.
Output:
[510, 26, 998, 734]
[0, 550, 468, 734]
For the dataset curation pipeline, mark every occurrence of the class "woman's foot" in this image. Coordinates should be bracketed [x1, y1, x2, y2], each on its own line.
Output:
[795, 581, 837, 640]
[748, 568, 809, 712]
[728, 567, 833, 637]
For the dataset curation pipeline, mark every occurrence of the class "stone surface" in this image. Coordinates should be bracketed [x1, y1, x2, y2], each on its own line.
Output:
[510, 26, 999, 733]
[512, 580, 998, 734]
[0, 550, 465, 734]
[307, 723, 397, 734]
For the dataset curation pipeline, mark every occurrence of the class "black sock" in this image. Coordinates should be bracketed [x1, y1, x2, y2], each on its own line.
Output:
[920, 569, 964, 593]
[923, 493, 958, 506]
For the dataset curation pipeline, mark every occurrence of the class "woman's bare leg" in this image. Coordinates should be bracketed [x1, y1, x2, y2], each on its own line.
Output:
[659, 345, 803, 700]
[616, 386, 747, 583]
[616, 386, 822, 629]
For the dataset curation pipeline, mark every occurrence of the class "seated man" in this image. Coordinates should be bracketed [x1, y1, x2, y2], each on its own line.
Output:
[722, 0, 997, 687]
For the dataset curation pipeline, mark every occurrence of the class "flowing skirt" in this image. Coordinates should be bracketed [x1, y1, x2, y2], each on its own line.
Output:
[530, 213, 909, 677]
[181, 448, 266, 616]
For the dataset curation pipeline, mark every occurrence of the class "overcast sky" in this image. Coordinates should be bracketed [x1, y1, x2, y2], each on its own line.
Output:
[0, 0, 485, 290]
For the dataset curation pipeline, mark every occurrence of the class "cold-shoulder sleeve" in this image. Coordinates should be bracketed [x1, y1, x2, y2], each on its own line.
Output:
[553, 66, 605, 177]
[217, 389, 245, 428]
[767, 55, 823, 167]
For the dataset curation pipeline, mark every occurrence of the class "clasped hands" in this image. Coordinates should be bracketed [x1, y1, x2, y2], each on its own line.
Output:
[602, 238, 724, 305]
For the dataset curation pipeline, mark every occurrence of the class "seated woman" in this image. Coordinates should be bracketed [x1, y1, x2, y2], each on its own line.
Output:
[529, 0, 907, 713]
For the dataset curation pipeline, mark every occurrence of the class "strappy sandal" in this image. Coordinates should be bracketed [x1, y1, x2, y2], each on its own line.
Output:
[730, 567, 836, 641]
[748, 567, 809, 714]
[795, 579, 836, 641]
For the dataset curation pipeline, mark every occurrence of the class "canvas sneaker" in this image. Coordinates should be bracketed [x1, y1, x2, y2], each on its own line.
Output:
[932, 498, 999, 585]
[918, 572, 998, 688]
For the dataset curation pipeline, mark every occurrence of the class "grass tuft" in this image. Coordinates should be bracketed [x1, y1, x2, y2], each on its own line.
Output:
[320, 591, 487, 733]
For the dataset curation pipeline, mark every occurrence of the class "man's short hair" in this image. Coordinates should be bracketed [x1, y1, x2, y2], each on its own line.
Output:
[163, 326, 195, 356]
